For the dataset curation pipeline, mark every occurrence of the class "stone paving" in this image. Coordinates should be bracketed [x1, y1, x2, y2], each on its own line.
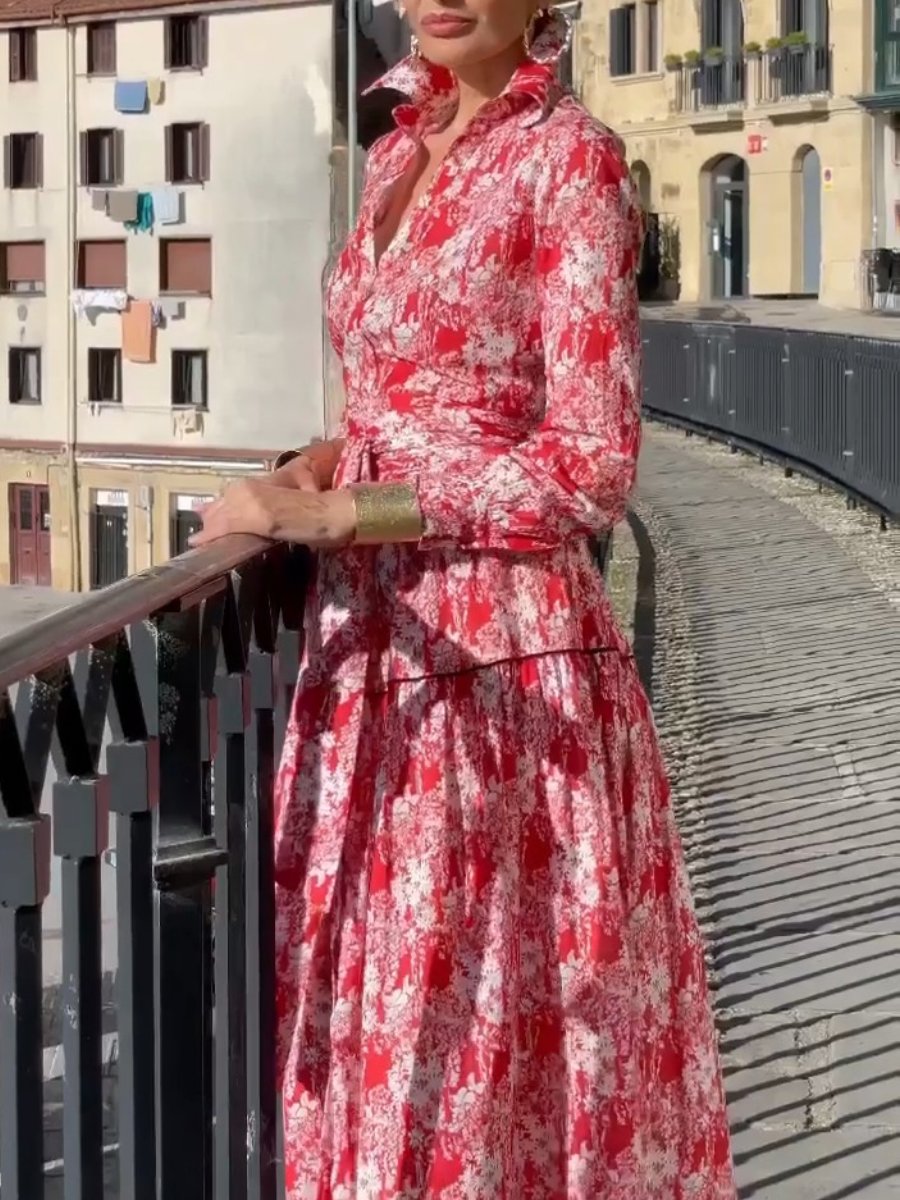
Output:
[630, 424, 900, 1199]
[642, 297, 900, 341]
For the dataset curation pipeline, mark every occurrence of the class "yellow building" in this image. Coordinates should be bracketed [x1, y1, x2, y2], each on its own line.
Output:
[577, 0, 874, 308]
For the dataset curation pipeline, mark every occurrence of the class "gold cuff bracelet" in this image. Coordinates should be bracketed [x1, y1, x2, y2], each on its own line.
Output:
[350, 483, 423, 545]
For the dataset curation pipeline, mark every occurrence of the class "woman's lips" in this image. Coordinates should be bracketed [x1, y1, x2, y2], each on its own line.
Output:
[419, 13, 476, 38]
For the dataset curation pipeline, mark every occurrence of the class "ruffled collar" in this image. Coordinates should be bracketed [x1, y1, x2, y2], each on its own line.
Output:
[364, 8, 570, 134]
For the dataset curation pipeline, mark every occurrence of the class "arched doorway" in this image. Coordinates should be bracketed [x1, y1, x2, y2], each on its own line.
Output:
[705, 155, 749, 299]
[797, 146, 822, 296]
[631, 160, 652, 211]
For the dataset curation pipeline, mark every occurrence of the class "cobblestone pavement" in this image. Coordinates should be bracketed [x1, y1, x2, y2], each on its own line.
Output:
[630, 424, 900, 1199]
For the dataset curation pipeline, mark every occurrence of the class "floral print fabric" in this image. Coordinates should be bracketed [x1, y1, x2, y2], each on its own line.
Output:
[275, 19, 735, 1199]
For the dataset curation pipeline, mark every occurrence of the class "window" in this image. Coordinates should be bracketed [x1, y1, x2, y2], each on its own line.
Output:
[160, 239, 211, 295]
[171, 350, 208, 408]
[609, 4, 636, 76]
[3, 133, 42, 189]
[77, 240, 127, 289]
[165, 15, 208, 70]
[88, 348, 122, 403]
[646, 1, 659, 72]
[165, 123, 210, 184]
[9, 348, 41, 404]
[87, 23, 116, 75]
[9, 28, 37, 82]
[0, 242, 45, 293]
[79, 129, 123, 187]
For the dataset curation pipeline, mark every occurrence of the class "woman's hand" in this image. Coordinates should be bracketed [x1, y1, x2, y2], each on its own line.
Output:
[187, 479, 356, 550]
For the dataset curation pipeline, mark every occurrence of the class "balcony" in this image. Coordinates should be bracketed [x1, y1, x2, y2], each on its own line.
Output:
[755, 43, 832, 108]
[673, 55, 746, 120]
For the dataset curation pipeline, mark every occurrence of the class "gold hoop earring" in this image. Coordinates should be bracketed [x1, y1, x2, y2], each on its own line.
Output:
[524, 8, 547, 57]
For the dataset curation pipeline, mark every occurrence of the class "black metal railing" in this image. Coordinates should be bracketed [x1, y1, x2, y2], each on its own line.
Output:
[642, 319, 900, 519]
[674, 55, 746, 111]
[0, 536, 309, 1199]
[757, 44, 832, 102]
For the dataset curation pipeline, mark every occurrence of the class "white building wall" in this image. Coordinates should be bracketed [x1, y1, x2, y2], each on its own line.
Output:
[0, 1, 333, 456]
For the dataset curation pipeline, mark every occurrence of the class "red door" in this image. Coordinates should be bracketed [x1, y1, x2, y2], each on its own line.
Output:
[9, 483, 51, 586]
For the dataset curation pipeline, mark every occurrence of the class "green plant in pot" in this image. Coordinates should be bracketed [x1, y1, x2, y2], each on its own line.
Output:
[784, 30, 809, 53]
[743, 40, 762, 58]
[765, 35, 785, 55]
[684, 49, 702, 67]
[704, 45, 725, 64]
[664, 52, 683, 72]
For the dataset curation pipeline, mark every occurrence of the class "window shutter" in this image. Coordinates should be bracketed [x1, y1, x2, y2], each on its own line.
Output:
[164, 125, 174, 183]
[199, 123, 210, 182]
[3, 135, 10, 188]
[163, 17, 172, 68]
[9, 31, 21, 82]
[79, 131, 88, 186]
[609, 7, 626, 76]
[114, 129, 124, 184]
[35, 133, 43, 187]
[103, 24, 117, 74]
[26, 29, 36, 80]
[197, 16, 208, 68]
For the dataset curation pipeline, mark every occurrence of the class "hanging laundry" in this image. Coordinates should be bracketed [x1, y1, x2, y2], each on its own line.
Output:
[91, 189, 109, 213]
[147, 78, 164, 105]
[125, 193, 154, 234]
[114, 80, 148, 114]
[150, 302, 163, 328]
[107, 190, 139, 222]
[149, 187, 180, 225]
[158, 296, 184, 321]
[70, 289, 128, 319]
[121, 300, 154, 363]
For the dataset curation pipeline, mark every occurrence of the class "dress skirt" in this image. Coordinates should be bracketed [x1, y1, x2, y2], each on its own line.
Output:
[274, 648, 735, 1199]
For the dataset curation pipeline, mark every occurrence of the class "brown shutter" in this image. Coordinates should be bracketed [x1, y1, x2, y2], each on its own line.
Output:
[164, 239, 211, 294]
[164, 124, 174, 183]
[113, 128, 124, 184]
[35, 133, 43, 187]
[197, 16, 208, 68]
[9, 31, 21, 82]
[25, 29, 36, 80]
[80, 240, 126, 288]
[79, 130, 88, 186]
[199, 123, 210, 182]
[102, 24, 116, 74]
[163, 17, 172, 67]
[6, 242, 44, 284]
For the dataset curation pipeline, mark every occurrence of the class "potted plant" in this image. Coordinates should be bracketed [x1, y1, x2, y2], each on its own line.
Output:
[743, 40, 762, 58]
[684, 49, 702, 67]
[704, 45, 725, 64]
[785, 30, 809, 53]
[765, 35, 785, 56]
[664, 52, 683, 72]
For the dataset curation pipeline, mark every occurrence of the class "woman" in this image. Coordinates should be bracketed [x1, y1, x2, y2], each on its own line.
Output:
[191, 2, 736, 1195]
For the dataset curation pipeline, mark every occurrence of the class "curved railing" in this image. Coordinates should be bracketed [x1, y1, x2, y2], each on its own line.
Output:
[641, 319, 900, 522]
[0, 537, 310, 1199]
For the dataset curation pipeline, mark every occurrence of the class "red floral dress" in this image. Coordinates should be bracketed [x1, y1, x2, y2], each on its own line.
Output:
[274, 18, 735, 1199]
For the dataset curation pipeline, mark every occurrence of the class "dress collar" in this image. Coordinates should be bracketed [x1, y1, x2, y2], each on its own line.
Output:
[364, 9, 569, 135]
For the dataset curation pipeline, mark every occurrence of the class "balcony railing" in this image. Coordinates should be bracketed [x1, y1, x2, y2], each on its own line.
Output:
[674, 55, 746, 112]
[756, 44, 832, 103]
[0, 536, 309, 1198]
[673, 45, 832, 113]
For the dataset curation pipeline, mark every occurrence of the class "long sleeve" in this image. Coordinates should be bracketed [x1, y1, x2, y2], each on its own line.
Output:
[413, 132, 644, 552]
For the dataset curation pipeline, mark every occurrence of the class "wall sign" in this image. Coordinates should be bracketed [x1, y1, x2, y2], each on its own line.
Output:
[823, 167, 834, 192]
[95, 490, 128, 508]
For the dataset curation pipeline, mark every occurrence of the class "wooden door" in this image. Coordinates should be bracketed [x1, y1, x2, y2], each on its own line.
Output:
[9, 483, 51, 586]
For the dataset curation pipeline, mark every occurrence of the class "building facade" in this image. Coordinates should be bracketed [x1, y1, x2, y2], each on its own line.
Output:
[0, 0, 334, 591]
[577, 0, 874, 309]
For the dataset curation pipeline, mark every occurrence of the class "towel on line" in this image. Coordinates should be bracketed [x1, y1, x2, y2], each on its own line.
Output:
[71, 289, 128, 319]
[107, 190, 139, 222]
[149, 187, 180, 225]
[122, 300, 155, 363]
[147, 78, 164, 104]
[91, 189, 108, 213]
[125, 193, 154, 233]
[114, 80, 148, 114]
